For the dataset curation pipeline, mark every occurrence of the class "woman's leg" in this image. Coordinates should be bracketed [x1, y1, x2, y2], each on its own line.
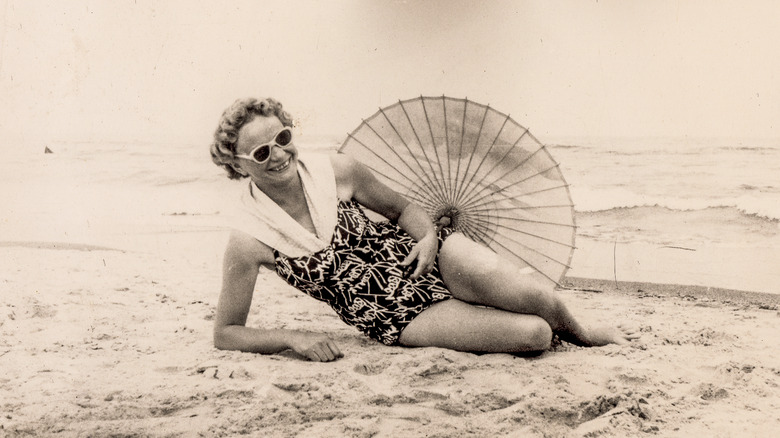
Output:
[399, 299, 553, 352]
[437, 233, 637, 346]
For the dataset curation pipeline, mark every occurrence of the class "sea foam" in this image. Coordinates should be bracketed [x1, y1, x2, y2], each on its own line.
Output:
[570, 185, 780, 223]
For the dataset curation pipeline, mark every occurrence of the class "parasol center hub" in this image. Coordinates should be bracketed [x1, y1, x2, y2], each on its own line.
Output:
[435, 206, 461, 229]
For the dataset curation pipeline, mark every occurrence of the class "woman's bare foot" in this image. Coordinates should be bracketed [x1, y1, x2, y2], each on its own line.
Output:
[584, 324, 640, 346]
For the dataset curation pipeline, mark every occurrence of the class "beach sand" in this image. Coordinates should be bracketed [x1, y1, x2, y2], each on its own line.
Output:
[1, 232, 779, 437]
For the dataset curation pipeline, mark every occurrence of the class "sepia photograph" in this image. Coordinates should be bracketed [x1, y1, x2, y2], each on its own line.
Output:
[1, 1, 778, 436]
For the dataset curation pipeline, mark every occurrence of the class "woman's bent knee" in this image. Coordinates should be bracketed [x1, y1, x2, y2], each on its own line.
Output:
[522, 319, 553, 352]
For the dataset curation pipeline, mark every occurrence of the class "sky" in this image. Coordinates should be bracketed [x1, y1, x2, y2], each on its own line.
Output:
[1, 0, 779, 150]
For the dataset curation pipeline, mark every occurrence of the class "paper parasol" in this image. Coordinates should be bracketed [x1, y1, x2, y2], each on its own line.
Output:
[338, 96, 575, 286]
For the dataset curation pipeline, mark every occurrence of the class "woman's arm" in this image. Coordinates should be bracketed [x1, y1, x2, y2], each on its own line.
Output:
[395, 202, 440, 279]
[333, 154, 439, 279]
[213, 230, 343, 361]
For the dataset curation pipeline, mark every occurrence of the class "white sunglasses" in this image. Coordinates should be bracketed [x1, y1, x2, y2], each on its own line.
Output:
[235, 127, 293, 164]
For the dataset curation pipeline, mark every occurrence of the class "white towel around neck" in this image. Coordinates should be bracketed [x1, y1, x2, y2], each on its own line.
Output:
[231, 152, 338, 257]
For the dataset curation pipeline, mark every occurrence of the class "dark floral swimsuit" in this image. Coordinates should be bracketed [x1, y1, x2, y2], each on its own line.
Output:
[274, 199, 454, 345]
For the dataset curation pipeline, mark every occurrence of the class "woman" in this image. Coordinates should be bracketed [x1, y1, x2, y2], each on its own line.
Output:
[211, 97, 637, 362]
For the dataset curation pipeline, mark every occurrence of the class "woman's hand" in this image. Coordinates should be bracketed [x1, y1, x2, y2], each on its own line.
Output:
[286, 331, 344, 362]
[400, 232, 439, 280]
[334, 154, 440, 280]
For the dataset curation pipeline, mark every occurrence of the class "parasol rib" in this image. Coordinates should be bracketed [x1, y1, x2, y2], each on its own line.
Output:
[345, 132, 423, 188]
[460, 162, 563, 212]
[460, 205, 577, 236]
[453, 104, 489, 204]
[359, 116, 447, 207]
[404, 182, 444, 211]
[488, 226, 573, 267]
[456, 128, 531, 206]
[469, 204, 575, 214]
[460, 223, 493, 248]
[458, 142, 545, 205]
[442, 96, 453, 198]
[420, 97, 452, 204]
[514, 184, 572, 198]
[453, 99, 469, 206]
[452, 112, 511, 207]
[458, 208, 575, 247]
[464, 182, 571, 213]
[376, 108, 450, 206]
[451, 209, 495, 245]
[489, 213, 574, 228]
[342, 158, 443, 218]
[459, 213, 497, 234]
[488, 237, 562, 286]
[398, 99, 451, 205]
[488, 222, 575, 249]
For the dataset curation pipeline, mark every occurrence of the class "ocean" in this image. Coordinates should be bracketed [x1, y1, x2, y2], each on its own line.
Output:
[2, 136, 778, 293]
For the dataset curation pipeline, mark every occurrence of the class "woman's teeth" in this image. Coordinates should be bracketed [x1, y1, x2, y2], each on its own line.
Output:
[270, 158, 290, 172]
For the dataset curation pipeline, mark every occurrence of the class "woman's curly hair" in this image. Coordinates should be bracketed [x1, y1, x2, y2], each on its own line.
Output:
[210, 97, 294, 180]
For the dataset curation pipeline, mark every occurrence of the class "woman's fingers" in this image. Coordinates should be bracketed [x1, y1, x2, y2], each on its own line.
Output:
[410, 259, 428, 279]
[306, 341, 343, 362]
[309, 347, 330, 362]
[317, 345, 335, 361]
[290, 332, 343, 362]
[307, 349, 324, 362]
[400, 246, 419, 267]
[617, 324, 641, 340]
[327, 340, 344, 359]
[413, 246, 438, 279]
[401, 235, 440, 280]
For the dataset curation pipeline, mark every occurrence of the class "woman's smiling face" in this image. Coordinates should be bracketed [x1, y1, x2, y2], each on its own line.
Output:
[235, 115, 299, 185]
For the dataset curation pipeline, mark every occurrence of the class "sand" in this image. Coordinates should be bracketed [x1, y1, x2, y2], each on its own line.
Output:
[1, 234, 779, 437]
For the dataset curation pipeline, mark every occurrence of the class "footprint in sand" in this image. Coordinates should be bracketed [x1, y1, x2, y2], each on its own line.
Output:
[193, 363, 255, 380]
[416, 363, 453, 378]
[27, 298, 57, 319]
[469, 392, 519, 412]
[272, 381, 317, 392]
[695, 383, 729, 401]
[690, 328, 736, 346]
[353, 361, 389, 376]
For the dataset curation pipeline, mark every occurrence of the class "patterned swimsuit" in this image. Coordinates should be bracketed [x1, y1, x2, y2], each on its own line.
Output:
[274, 199, 454, 345]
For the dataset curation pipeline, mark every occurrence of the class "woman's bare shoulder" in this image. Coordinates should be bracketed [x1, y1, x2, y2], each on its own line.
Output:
[329, 152, 357, 175]
[329, 152, 357, 200]
[225, 229, 275, 268]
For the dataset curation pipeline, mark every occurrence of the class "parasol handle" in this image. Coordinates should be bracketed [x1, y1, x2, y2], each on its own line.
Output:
[434, 206, 457, 232]
[434, 215, 451, 232]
